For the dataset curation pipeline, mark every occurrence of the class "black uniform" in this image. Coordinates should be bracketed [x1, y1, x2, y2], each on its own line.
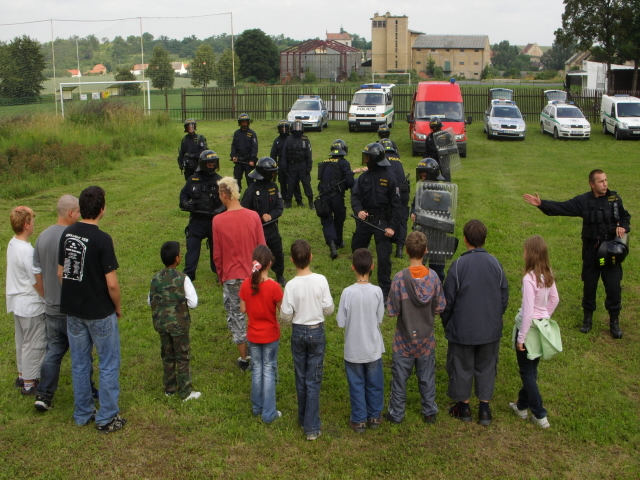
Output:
[178, 133, 208, 180]
[271, 134, 302, 204]
[240, 180, 285, 279]
[281, 134, 313, 206]
[351, 167, 402, 298]
[385, 151, 410, 252]
[317, 155, 355, 247]
[425, 133, 451, 182]
[230, 127, 258, 192]
[538, 189, 631, 315]
[179, 170, 224, 281]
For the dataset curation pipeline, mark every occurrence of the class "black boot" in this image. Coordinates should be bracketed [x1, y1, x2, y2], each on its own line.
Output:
[395, 244, 403, 259]
[609, 313, 623, 339]
[284, 200, 292, 209]
[580, 310, 592, 334]
[308, 196, 315, 210]
[329, 241, 338, 260]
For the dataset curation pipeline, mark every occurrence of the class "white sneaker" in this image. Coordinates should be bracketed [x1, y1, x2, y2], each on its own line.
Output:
[508, 402, 528, 420]
[183, 391, 202, 402]
[530, 415, 550, 429]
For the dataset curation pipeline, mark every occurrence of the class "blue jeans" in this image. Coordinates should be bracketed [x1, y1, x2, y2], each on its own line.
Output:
[291, 323, 325, 435]
[515, 329, 547, 419]
[344, 359, 384, 423]
[249, 340, 280, 423]
[67, 313, 121, 426]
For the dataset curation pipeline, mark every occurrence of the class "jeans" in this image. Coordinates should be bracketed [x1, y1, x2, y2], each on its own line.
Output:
[291, 323, 325, 435]
[67, 313, 121, 426]
[249, 340, 280, 423]
[515, 330, 547, 419]
[344, 359, 384, 423]
[388, 352, 437, 421]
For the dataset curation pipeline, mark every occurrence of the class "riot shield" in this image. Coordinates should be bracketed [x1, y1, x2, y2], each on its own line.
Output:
[433, 127, 461, 177]
[413, 180, 458, 263]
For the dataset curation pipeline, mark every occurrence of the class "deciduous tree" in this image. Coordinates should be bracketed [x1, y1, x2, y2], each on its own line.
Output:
[0, 36, 47, 100]
[148, 45, 174, 110]
[114, 67, 141, 95]
[191, 44, 216, 88]
[235, 29, 279, 82]
[216, 48, 240, 87]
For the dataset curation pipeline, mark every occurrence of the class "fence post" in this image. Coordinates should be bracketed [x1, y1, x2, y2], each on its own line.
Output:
[181, 88, 185, 122]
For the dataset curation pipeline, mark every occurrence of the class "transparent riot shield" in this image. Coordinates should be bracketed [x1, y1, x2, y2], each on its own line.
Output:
[433, 127, 461, 177]
[413, 180, 459, 263]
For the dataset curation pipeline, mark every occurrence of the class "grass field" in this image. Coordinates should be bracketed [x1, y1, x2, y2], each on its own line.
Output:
[0, 118, 639, 479]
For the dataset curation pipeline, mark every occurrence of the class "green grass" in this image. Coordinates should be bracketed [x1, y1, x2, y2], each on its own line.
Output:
[0, 118, 639, 479]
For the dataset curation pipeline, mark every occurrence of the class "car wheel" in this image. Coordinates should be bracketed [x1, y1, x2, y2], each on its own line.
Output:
[615, 128, 621, 140]
[553, 128, 559, 140]
[602, 121, 608, 135]
[317, 121, 323, 133]
[540, 122, 545, 135]
[483, 124, 487, 133]
[487, 131, 492, 140]
[412, 148, 419, 157]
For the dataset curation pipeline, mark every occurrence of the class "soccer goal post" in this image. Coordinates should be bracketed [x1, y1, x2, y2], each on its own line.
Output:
[372, 72, 412, 86]
[59, 80, 151, 118]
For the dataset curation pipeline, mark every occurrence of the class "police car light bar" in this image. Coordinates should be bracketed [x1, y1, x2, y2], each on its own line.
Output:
[298, 95, 320, 99]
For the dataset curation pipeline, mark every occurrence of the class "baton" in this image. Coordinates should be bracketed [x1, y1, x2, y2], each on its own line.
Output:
[350, 214, 388, 234]
[262, 217, 278, 227]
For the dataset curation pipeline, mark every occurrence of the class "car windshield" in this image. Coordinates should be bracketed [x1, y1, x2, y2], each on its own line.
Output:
[352, 92, 385, 105]
[292, 100, 320, 111]
[493, 107, 521, 119]
[556, 107, 584, 118]
[414, 101, 463, 121]
[617, 103, 640, 117]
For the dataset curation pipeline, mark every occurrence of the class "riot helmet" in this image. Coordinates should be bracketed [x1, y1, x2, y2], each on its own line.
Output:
[379, 138, 397, 154]
[429, 116, 443, 132]
[238, 113, 251, 128]
[377, 124, 391, 139]
[199, 150, 219, 175]
[417, 158, 444, 181]
[249, 156, 279, 182]
[330, 139, 348, 156]
[277, 119, 290, 135]
[290, 121, 304, 137]
[361, 143, 390, 168]
[597, 234, 629, 266]
[184, 118, 197, 133]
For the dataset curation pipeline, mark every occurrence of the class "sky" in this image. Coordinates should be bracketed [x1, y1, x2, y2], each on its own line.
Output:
[0, 0, 565, 47]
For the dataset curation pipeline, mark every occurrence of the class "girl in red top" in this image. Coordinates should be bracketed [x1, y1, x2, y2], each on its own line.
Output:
[239, 245, 284, 423]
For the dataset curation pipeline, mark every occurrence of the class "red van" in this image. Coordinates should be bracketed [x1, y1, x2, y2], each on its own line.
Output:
[407, 79, 472, 157]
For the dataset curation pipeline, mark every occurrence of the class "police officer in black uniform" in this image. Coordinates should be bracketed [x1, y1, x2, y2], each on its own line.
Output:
[317, 139, 355, 259]
[379, 138, 410, 259]
[177, 118, 208, 180]
[270, 119, 302, 206]
[179, 150, 225, 282]
[378, 124, 399, 155]
[351, 142, 402, 299]
[281, 121, 314, 209]
[241, 157, 287, 286]
[424, 116, 452, 182]
[230, 113, 258, 193]
[524, 169, 631, 339]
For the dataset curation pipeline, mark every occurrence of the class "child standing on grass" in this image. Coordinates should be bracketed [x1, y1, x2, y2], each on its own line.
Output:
[280, 239, 334, 441]
[510, 235, 559, 429]
[336, 248, 385, 433]
[386, 231, 446, 424]
[239, 245, 284, 424]
[148, 241, 200, 402]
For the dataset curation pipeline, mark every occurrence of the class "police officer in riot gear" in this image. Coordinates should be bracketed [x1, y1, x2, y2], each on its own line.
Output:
[524, 169, 631, 339]
[281, 121, 314, 209]
[180, 150, 225, 282]
[231, 113, 258, 193]
[424, 117, 449, 182]
[270, 119, 302, 206]
[241, 157, 287, 286]
[177, 118, 208, 180]
[377, 124, 399, 155]
[316, 140, 355, 259]
[351, 142, 402, 298]
[379, 138, 410, 258]
[411, 158, 459, 282]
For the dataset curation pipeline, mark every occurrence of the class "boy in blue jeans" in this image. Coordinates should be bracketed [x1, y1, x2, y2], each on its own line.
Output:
[280, 239, 334, 441]
[336, 248, 385, 433]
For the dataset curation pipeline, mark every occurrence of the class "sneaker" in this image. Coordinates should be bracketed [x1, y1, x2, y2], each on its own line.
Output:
[21, 382, 38, 396]
[267, 411, 283, 423]
[306, 431, 321, 441]
[478, 403, 492, 426]
[165, 391, 176, 397]
[508, 402, 528, 420]
[448, 402, 472, 422]
[237, 357, 251, 372]
[349, 421, 367, 434]
[530, 415, 550, 429]
[15, 377, 24, 388]
[383, 412, 402, 424]
[367, 413, 384, 429]
[34, 395, 52, 412]
[183, 391, 202, 402]
[78, 409, 97, 426]
[423, 413, 437, 424]
[96, 414, 127, 433]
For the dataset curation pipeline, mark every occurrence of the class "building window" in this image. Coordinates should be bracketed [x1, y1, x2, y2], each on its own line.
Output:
[474, 62, 479, 65]
[416, 48, 421, 52]
[372, 20, 387, 28]
[475, 49, 479, 52]
[431, 49, 436, 52]
[445, 49, 450, 52]
[474, 72, 479, 75]
[459, 62, 464, 65]
[460, 49, 465, 52]
[416, 61, 421, 65]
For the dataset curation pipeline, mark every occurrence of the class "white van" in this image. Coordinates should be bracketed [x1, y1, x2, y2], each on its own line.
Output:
[348, 83, 395, 132]
[601, 94, 640, 139]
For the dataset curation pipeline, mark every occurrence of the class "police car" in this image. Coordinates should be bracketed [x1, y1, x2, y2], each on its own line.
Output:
[483, 100, 526, 140]
[287, 95, 329, 132]
[539, 90, 590, 140]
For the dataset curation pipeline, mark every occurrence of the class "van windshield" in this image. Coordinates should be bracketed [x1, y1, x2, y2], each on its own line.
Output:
[352, 92, 385, 106]
[557, 107, 584, 118]
[415, 101, 463, 121]
[617, 103, 640, 117]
